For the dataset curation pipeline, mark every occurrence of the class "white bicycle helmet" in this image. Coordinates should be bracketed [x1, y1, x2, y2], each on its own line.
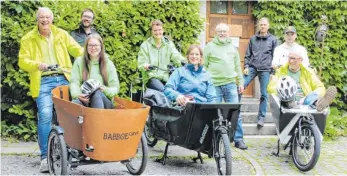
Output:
[276, 76, 298, 102]
[81, 79, 101, 96]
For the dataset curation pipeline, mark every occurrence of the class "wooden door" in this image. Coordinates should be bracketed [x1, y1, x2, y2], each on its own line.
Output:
[206, 1, 255, 97]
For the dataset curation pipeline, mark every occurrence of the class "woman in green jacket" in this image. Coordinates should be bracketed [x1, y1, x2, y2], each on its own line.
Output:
[138, 19, 185, 92]
[70, 34, 120, 109]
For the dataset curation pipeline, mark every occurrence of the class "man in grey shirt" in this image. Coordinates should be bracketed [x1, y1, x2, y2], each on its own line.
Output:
[71, 8, 99, 46]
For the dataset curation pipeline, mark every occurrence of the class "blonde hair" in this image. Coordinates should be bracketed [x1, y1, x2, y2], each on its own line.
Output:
[186, 44, 204, 66]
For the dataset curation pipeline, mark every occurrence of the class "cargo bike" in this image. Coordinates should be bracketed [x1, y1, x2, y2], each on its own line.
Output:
[47, 85, 150, 175]
[143, 94, 241, 175]
[270, 94, 328, 171]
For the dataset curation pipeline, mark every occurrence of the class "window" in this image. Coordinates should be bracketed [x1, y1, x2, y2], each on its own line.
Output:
[232, 1, 248, 14]
[210, 1, 228, 14]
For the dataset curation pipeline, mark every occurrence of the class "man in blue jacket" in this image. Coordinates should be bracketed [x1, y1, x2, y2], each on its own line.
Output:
[243, 17, 278, 127]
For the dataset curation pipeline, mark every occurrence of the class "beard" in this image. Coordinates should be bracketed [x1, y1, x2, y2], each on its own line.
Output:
[81, 21, 91, 28]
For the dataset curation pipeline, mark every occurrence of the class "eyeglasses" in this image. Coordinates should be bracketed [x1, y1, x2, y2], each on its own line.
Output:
[289, 56, 301, 61]
[82, 15, 93, 19]
[216, 30, 227, 34]
[87, 44, 100, 48]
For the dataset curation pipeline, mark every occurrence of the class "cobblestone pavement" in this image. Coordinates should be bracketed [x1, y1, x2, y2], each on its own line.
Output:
[237, 136, 347, 175]
[2, 137, 347, 175]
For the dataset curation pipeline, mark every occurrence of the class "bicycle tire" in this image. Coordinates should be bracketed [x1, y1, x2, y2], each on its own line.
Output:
[292, 123, 321, 171]
[126, 134, 149, 175]
[47, 129, 68, 175]
[215, 133, 232, 175]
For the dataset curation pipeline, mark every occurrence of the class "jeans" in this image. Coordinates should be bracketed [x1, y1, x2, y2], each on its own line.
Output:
[243, 67, 270, 120]
[303, 92, 319, 107]
[215, 83, 244, 142]
[72, 90, 114, 109]
[36, 75, 69, 160]
[147, 78, 165, 92]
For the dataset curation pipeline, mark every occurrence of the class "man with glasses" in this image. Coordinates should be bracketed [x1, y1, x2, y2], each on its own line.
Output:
[71, 8, 99, 46]
[243, 17, 279, 128]
[272, 26, 310, 69]
[18, 7, 82, 173]
[268, 50, 337, 111]
[204, 23, 247, 150]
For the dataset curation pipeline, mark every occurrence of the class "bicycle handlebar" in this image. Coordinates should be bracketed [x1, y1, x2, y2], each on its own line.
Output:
[42, 64, 70, 73]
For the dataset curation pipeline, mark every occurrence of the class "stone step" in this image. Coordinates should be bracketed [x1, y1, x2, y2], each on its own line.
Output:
[240, 101, 271, 112]
[242, 123, 277, 135]
[241, 112, 273, 123]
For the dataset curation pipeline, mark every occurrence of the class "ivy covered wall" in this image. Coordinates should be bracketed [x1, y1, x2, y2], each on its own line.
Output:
[252, 1, 347, 138]
[1, 1, 204, 141]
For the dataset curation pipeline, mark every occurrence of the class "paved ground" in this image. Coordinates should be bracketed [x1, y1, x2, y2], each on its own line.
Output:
[2, 136, 347, 175]
[239, 136, 347, 175]
[1, 140, 253, 175]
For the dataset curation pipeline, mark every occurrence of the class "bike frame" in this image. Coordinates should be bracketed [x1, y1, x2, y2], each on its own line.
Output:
[212, 109, 230, 159]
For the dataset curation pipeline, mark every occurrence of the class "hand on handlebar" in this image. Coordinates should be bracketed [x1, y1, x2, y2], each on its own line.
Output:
[38, 63, 49, 71]
[144, 64, 151, 70]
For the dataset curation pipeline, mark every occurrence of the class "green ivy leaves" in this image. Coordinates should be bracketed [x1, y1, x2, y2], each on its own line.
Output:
[1, 1, 203, 141]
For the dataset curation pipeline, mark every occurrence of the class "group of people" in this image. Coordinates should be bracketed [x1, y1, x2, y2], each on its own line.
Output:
[18, 7, 337, 173]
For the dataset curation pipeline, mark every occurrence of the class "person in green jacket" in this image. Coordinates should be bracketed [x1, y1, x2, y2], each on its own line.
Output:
[137, 19, 185, 92]
[70, 34, 120, 109]
[18, 7, 83, 173]
[204, 23, 247, 150]
[267, 50, 337, 112]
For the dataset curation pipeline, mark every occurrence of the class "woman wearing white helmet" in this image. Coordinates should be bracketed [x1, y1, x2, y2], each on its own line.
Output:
[70, 34, 120, 109]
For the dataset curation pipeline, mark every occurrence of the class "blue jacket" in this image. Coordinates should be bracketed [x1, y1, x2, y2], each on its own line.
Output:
[164, 64, 217, 103]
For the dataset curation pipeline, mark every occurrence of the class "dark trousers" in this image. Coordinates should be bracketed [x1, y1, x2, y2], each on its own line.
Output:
[72, 90, 114, 109]
[147, 78, 166, 92]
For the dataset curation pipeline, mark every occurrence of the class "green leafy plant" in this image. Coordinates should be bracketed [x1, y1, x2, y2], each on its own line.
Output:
[1, 1, 203, 141]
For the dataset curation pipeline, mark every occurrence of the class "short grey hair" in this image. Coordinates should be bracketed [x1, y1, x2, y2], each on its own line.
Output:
[215, 23, 229, 32]
[289, 50, 304, 59]
[36, 7, 54, 20]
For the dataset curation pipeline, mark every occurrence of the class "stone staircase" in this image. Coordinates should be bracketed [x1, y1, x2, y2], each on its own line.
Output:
[241, 98, 276, 135]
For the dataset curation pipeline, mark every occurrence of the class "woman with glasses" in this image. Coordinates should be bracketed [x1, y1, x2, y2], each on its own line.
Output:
[70, 34, 120, 109]
[164, 45, 216, 106]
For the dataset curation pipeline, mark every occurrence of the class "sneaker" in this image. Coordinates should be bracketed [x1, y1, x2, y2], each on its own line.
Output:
[257, 118, 265, 128]
[39, 158, 49, 173]
[235, 141, 248, 150]
[316, 86, 337, 112]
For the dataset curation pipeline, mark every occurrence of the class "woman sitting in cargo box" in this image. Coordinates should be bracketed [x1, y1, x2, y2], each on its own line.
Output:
[164, 45, 217, 106]
[70, 34, 120, 109]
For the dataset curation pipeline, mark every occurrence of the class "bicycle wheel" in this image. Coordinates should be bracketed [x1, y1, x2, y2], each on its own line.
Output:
[47, 129, 68, 175]
[215, 133, 232, 175]
[126, 134, 148, 175]
[144, 118, 158, 147]
[292, 123, 321, 171]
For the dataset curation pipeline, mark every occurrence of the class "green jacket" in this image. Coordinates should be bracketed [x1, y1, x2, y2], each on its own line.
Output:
[204, 37, 244, 86]
[18, 25, 83, 98]
[267, 63, 326, 97]
[137, 36, 185, 82]
[70, 57, 120, 100]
